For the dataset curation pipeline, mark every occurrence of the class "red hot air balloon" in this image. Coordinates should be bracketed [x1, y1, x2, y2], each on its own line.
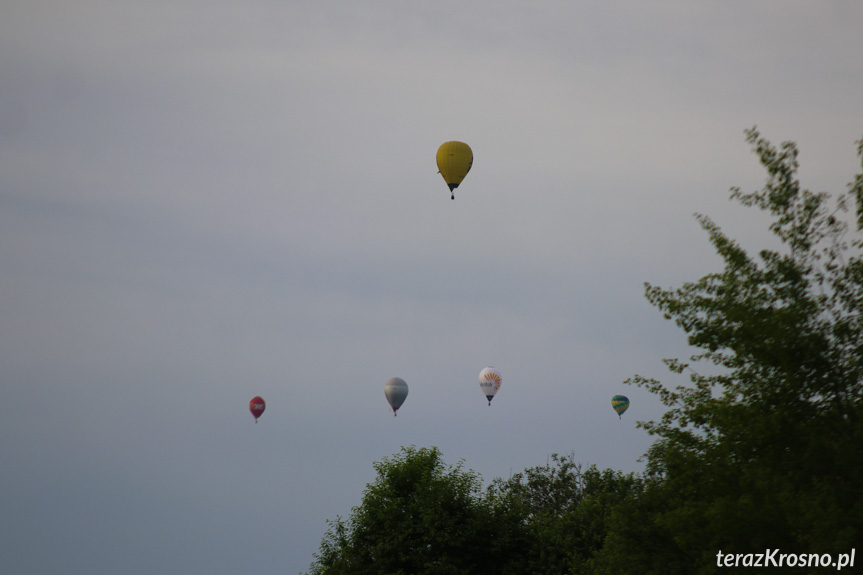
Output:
[249, 396, 266, 423]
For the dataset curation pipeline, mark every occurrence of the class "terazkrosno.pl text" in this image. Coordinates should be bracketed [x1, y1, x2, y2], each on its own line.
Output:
[717, 549, 855, 570]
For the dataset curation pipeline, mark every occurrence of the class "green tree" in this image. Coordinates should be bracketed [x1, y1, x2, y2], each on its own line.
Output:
[488, 454, 639, 574]
[612, 129, 863, 572]
[304, 446, 521, 575]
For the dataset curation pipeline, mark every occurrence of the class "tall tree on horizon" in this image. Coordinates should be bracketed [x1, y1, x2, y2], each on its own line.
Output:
[609, 128, 863, 572]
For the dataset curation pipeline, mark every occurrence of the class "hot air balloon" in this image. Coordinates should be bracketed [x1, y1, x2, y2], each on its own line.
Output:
[611, 395, 630, 419]
[384, 377, 409, 416]
[436, 141, 473, 199]
[479, 367, 501, 406]
[249, 396, 266, 423]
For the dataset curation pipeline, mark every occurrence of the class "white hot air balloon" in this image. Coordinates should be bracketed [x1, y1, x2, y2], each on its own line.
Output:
[478, 367, 501, 406]
[384, 377, 409, 416]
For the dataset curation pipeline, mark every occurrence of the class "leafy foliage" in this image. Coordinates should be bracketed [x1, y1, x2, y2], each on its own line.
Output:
[305, 446, 514, 575]
[305, 449, 635, 575]
[488, 454, 639, 574]
[620, 128, 863, 570]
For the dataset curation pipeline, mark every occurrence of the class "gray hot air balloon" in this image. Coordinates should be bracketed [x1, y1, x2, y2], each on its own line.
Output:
[384, 377, 409, 416]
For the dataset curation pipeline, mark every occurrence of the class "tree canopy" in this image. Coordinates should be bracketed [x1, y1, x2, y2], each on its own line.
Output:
[621, 128, 863, 571]
[305, 446, 511, 575]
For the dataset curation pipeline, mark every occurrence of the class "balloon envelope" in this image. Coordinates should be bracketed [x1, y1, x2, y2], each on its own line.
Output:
[384, 377, 409, 416]
[611, 395, 630, 418]
[479, 367, 501, 405]
[436, 141, 473, 198]
[249, 396, 266, 422]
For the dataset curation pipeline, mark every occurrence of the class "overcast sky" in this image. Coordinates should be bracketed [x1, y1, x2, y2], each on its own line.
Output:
[2, 1, 862, 573]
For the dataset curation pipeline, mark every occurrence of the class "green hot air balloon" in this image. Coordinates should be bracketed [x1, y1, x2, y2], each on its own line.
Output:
[611, 395, 630, 419]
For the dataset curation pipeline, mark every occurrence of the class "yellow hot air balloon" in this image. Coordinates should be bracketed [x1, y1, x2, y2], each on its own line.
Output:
[436, 141, 473, 199]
